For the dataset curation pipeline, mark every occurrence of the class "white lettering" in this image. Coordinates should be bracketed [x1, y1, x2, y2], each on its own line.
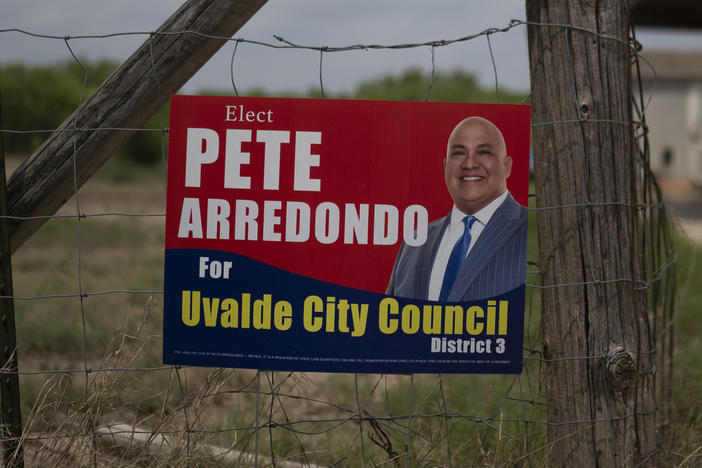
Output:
[206, 199, 230, 240]
[224, 105, 273, 123]
[315, 202, 340, 244]
[198, 256, 233, 279]
[257, 130, 290, 190]
[403, 204, 428, 247]
[178, 198, 203, 238]
[285, 201, 311, 242]
[293, 131, 322, 191]
[224, 129, 253, 189]
[373, 204, 399, 245]
[176, 198, 429, 246]
[344, 203, 369, 245]
[234, 199, 258, 240]
[262, 200, 282, 241]
[185, 128, 219, 188]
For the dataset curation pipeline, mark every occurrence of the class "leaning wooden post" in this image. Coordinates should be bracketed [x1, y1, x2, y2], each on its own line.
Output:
[6, 0, 268, 253]
[0, 94, 23, 467]
[526, 1, 657, 466]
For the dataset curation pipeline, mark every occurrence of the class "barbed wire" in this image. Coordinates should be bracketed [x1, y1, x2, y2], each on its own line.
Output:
[0, 18, 628, 51]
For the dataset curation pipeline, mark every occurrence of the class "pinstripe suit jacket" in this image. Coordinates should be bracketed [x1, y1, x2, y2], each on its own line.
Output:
[386, 194, 527, 301]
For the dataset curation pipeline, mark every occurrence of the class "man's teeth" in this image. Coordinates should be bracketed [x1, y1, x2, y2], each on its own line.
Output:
[461, 176, 483, 181]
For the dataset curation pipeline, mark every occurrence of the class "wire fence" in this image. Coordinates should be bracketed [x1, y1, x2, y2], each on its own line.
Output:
[0, 11, 677, 467]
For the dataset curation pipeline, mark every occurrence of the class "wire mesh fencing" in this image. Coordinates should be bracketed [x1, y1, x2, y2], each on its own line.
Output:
[0, 11, 676, 467]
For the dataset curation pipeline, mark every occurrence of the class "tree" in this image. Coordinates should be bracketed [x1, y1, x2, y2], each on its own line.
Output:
[526, 1, 657, 465]
[0, 61, 113, 154]
[0, 61, 165, 165]
[346, 68, 525, 103]
[6, 0, 268, 251]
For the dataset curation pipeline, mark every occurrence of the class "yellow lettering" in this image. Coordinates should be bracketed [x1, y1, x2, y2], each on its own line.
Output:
[181, 290, 200, 326]
[241, 293, 251, 328]
[422, 304, 442, 334]
[401, 304, 420, 334]
[220, 298, 239, 328]
[498, 300, 509, 335]
[203, 297, 220, 327]
[253, 294, 272, 330]
[351, 303, 368, 337]
[303, 295, 323, 332]
[326, 296, 335, 332]
[378, 297, 399, 334]
[486, 300, 496, 335]
[444, 305, 464, 334]
[274, 301, 293, 331]
[466, 305, 484, 335]
[337, 299, 350, 333]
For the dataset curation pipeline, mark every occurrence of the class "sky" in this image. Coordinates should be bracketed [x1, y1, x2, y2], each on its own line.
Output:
[1, 1, 702, 96]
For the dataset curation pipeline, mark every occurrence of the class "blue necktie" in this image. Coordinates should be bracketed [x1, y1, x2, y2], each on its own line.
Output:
[439, 216, 476, 301]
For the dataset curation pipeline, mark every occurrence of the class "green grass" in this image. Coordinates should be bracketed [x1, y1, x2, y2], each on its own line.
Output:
[6, 165, 548, 465]
[5, 162, 701, 465]
[662, 229, 702, 463]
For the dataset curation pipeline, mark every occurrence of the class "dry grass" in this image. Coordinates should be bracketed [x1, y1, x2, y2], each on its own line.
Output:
[6, 156, 698, 465]
[3, 157, 549, 466]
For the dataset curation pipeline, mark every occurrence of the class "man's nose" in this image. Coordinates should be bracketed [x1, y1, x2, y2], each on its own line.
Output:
[461, 150, 479, 168]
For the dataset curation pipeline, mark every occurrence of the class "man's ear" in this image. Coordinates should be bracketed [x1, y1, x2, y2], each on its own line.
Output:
[503, 155, 513, 177]
[443, 158, 447, 170]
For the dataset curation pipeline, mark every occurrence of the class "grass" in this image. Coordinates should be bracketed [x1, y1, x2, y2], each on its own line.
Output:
[660, 227, 702, 464]
[3, 156, 700, 466]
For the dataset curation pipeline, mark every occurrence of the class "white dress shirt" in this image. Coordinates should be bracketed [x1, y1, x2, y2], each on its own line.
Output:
[427, 190, 509, 301]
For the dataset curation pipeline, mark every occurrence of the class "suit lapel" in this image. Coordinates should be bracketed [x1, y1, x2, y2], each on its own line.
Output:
[414, 215, 449, 299]
[447, 195, 522, 301]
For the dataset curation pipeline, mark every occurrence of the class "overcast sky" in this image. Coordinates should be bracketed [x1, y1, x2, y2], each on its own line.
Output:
[2, 1, 702, 96]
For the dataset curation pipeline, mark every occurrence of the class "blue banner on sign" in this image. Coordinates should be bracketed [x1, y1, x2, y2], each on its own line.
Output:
[163, 249, 524, 374]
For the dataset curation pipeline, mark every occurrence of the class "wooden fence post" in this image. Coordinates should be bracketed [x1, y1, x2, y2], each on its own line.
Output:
[0, 1, 267, 464]
[526, 1, 657, 465]
[6, 0, 268, 253]
[0, 94, 23, 467]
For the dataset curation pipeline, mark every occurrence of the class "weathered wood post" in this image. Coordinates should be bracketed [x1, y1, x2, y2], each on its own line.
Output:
[6, 0, 268, 253]
[0, 95, 24, 467]
[526, 1, 657, 465]
[1, 0, 267, 464]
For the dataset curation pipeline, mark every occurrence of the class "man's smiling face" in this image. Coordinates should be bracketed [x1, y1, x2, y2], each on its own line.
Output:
[443, 117, 512, 215]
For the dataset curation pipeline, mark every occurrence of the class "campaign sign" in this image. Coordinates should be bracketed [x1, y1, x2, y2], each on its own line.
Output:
[164, 95, 530, 374]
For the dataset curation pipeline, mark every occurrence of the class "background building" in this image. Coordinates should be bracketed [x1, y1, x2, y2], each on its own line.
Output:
[639, 51, 702, 191]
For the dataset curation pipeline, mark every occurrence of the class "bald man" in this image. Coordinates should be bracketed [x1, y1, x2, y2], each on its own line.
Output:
[386, 116, 527, 302]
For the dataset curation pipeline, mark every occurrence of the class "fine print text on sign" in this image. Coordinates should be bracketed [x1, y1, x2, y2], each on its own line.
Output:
[164, 96, 530, 374]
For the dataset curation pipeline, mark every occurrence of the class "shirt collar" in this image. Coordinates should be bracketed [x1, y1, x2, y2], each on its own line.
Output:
[449, 190, 509, 228]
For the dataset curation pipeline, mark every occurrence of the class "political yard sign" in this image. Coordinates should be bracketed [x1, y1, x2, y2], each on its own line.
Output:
[164, 95, 530, 374]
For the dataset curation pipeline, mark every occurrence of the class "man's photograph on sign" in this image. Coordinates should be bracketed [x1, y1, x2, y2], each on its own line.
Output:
[163, 96, 530, 374]
[386, 116, 526, 302]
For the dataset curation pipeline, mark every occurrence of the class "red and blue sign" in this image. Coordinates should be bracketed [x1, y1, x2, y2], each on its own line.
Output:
[164, 95, 530, 373]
